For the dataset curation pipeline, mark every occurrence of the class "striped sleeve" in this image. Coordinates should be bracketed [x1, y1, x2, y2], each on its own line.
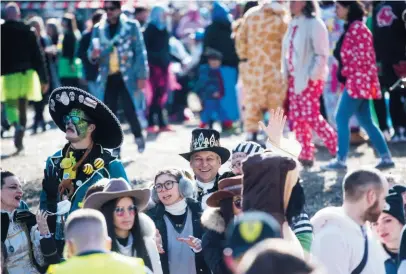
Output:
[290, 211, 313, 234]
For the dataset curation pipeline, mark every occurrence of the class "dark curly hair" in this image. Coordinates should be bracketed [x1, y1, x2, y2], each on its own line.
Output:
[1, 170, 15, 188]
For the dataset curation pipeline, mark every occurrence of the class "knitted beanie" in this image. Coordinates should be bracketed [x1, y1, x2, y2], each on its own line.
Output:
[232, 141, 264, 157]
[384, 189, 405, 225]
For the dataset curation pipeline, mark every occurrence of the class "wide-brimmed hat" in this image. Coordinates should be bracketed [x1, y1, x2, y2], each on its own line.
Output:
[48, 86, 123, 149]
[180, 128, 230, 164]
[84, 178, 150, 212]
[207, 176, 242, 207]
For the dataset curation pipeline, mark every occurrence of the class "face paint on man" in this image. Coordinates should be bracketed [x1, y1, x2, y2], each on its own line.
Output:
[64, 109, 93, 142]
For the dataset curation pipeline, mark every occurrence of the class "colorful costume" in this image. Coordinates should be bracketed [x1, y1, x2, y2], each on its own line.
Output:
[235, 2, 289, 134]
[1, 210, 60, 273]
[282, 16, 337, 162]
[40, 87, 128, 244]
[1, 18, 48, 151]
[88, 13, 147, 152]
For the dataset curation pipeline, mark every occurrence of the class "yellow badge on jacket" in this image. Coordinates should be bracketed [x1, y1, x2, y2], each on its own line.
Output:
[239, 221, 263, 243]
[61, 152, 77, 180]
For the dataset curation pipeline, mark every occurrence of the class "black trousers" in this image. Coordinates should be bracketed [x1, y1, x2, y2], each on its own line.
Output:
[60, 78, 81, 89]
[33, 99, 46, 126]
[168, 74, 189, 116]
[104, 73, 142, 138]
[148, 86, 167, 128]
[374, 88, 406, 131]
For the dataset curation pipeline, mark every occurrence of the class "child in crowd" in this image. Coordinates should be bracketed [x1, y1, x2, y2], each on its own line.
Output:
[195, 48, 233, 130]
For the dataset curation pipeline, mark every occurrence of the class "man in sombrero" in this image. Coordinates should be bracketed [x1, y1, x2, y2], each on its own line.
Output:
[180, 128, 231, 209]
[39, 86, 128, 245]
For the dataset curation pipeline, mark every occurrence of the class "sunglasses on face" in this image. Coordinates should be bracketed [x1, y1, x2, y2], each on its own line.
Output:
[154, 180, 176, 193]
[63, 115, 92, 125]
[233, 197, 242, 209]
[114, 205, 137, 217]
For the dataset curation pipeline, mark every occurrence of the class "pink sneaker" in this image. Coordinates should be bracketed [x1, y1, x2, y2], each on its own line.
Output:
[159, 125, 175, 132]
[147, 126, 159, 134]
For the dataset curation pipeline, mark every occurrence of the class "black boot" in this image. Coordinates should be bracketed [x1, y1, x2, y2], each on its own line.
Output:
[14, 126, 25, 152]
[32, 120, 38, 135]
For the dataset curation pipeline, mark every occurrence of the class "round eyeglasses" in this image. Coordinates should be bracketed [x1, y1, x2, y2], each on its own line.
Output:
[154, 180, 176, 193]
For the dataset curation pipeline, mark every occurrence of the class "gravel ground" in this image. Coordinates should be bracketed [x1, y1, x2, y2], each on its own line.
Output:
[1, 110, 405, 216]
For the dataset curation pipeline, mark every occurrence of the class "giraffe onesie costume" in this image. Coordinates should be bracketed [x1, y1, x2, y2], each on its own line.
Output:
[235, 2, 289, 133]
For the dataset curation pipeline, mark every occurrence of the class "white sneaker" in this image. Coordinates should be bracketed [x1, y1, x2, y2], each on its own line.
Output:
[382, 130, 392, 142]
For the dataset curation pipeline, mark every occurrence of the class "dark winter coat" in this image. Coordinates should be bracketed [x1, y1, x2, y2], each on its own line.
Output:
[146, 198, 210, 274]
[143, 24, 171, 68]
[1, 20, 48, 83]
[201, 208, 232, 274]
[201, 22, 239, 68]
[78, 29, 99, 81]
[372, 1, 406, 86]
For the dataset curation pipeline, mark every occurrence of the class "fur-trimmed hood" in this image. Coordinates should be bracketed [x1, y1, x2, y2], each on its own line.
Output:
[139, 212, 156, 238]
[137, 212, 164, 274]
[201, 208, 226, 234]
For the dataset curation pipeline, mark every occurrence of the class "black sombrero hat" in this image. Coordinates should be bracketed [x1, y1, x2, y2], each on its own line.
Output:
[180, 128, 230, 164]
[48, 86, 123, 149]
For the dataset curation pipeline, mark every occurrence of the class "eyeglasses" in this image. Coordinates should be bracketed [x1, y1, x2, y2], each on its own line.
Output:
[233, 197, 242, 209]
[231, 161, 242, 171]
[63, 115, 92, 125]
[104, 6, 118, 12]
[154, 180, 176, 193]
[114, 205, 137, 217]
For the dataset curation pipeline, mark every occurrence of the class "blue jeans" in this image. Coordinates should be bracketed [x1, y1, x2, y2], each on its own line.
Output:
[335, 90, 391, 161]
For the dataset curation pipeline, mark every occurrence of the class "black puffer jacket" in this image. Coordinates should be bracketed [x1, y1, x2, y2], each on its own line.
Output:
[143, 24, 171, 68]
[201, 208, 232, 274]
[201, 21, 239, 68]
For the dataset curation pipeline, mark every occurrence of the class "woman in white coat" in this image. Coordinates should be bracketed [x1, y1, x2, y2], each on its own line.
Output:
[84, 178, 163, 274]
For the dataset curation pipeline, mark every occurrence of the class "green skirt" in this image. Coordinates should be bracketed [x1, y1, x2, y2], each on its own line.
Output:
[1, 69, 42, 102]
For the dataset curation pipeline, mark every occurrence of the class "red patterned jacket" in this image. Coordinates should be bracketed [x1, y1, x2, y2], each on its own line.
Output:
[341, 20, 381, 99]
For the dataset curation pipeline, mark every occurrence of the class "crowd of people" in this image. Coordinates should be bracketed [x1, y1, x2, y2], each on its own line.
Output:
[1, 0, 406, 273]
[1, 0, 405, 161]
[1, 88, 406, 274]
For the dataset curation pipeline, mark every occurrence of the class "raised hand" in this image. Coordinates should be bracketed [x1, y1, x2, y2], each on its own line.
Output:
[36, 210, 50, 236]
[259, 107, 287, 146]
[177, 235, 202, 252]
